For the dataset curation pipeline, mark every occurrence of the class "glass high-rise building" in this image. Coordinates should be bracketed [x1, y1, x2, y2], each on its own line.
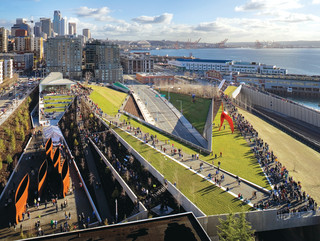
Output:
[53, 10, 61, 35]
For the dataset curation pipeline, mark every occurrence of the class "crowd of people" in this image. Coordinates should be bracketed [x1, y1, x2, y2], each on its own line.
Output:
[221, 91, 317, 214]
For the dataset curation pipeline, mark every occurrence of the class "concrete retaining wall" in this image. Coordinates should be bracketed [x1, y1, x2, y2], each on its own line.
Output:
[237, 86, 320, 128]
[202, 99, 213, 151]
[89, 138, 148, 222]
[198, 209, 320, 238]
[122, 111, 211, 155]
[110, 127, 206, 218]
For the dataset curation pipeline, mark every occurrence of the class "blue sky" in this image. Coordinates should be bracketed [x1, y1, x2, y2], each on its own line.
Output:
[1, 0, 320, 42]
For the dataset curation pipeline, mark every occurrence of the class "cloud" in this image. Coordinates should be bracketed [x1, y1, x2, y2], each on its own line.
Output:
[235, 0, 303, 12]
[132, 13, 173, 24]
[312, 0, 320, 4]
[76, 6, 112, 21]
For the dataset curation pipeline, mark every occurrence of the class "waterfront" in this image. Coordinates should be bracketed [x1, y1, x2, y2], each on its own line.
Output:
[150, 48, 320, 76]
[149, 48, 320, 111]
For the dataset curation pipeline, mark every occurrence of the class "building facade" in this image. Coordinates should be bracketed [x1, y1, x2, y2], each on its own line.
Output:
[53, 10, 62, 35]
[0, 58, 14, 82]
[136, 73, 174, 85]
[0, 27, 8, 53]
[84, 40, 123, 83]
[82, 29, 91, 39]
[68, 22, 76, 35]
[169, 58, 287, 75]
[45, 36, 82, 79]
[121, 52, 154, 74]
[40, 18, 52, 38]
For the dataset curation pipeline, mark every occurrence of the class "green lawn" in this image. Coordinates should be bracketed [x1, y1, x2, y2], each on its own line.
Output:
[210, 106, 270, 189]
[159, 91, 211, 134]
[44, 108, 66, 113]
[120, 113, 270, 190]
[44, 99, 72, 103]
[43, 95, 73, 99]
[89, 85, 127, 116]
[224, 86, 237, 96]
[114, 127, 252, 215]
[44, 103, 69, 108]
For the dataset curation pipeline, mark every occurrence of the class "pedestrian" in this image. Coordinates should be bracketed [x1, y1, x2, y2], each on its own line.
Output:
[220, 152, 222, 157]
[61, 203, 63, 211]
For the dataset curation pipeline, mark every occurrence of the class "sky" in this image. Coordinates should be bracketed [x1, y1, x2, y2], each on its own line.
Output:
[1, 0, 320, 43]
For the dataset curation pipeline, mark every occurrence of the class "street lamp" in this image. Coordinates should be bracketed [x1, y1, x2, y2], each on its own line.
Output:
[177, 99, 183, 114]
[168, 86, 173, 101]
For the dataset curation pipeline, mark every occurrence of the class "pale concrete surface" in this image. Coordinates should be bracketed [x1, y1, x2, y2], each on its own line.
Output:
[238, 108, 320, 204]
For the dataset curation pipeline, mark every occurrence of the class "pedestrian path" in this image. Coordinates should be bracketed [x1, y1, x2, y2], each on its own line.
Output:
[117, 125, 270, 207]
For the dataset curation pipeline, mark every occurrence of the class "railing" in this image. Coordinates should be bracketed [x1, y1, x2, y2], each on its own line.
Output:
[277, 209, 320, 220]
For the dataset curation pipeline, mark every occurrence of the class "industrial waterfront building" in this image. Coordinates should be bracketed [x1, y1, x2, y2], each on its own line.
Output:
[235, 74, 320, 96]
[84, 40, 123, 83]
[169, 58, 287, 75]
[44, 36, 82, 79]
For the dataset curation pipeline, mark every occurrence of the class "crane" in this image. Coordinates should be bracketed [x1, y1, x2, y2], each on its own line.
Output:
[216, 39, 228, 48]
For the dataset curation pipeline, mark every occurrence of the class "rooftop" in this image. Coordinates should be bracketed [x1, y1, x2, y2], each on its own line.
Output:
[176, 58, 232, 63]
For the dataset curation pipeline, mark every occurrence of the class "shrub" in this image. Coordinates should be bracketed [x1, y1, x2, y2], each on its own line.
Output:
[6, 155, 13, 164]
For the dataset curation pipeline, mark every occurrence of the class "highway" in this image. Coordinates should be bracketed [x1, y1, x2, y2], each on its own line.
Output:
[130, 85, 202, 146]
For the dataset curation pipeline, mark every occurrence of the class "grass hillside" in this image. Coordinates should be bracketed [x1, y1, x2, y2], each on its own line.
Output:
[159, 91, 211, 134]
[114, 127, 252, 215]
[89, 85, 127, 116]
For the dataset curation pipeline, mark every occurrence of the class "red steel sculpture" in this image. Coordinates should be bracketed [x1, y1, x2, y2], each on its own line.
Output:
[53, 148, 61, 173]
[45, 138, 53, 162]
[15, 174, 30, 224]
[38, 159, 48, 197]
[219, 112, 234, 133]
[61, 159, 70, 198]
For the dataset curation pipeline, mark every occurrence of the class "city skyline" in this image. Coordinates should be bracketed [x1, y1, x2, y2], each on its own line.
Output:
[0, 0, 320, 42]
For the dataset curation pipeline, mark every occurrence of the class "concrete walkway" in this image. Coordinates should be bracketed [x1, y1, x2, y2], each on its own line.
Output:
[77, 99, 113, 223]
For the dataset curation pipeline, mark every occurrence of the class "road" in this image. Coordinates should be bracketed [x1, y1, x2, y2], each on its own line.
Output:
[130, 85, 203, 146]
[0, 78, 38, 126]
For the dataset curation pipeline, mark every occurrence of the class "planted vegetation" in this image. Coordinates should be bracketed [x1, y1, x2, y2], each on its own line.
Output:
[0, 87, 38, 193]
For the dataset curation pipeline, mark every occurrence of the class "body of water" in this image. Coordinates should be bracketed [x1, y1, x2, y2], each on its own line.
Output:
[149, 48, 320, 111]
[150, 48, 320, 76]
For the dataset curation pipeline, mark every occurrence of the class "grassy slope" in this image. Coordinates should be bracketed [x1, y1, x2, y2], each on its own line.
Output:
[89, 85, 127, 116]
[159, 91, 211, 134]
[210, 106, 270, 189]
[89, 85, 269, 189]
[120, 112, 270, 189]
[115, 127, 252, 215]
[224, 86, 237, 96]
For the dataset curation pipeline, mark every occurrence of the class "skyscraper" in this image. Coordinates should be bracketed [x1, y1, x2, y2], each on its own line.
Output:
[40, 18, 52, 38]
[82, 29, 91, 39]
[45, 36, 82, 79]
[0, 27, 8, 52]
[53, 10, 61, 35]
[60, 17, 67, 36]
[68, 22, 76, 35]
[34, 22, 42, 37]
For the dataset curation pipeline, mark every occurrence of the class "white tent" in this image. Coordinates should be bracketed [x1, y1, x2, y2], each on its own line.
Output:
[43, 126, 64, 146]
